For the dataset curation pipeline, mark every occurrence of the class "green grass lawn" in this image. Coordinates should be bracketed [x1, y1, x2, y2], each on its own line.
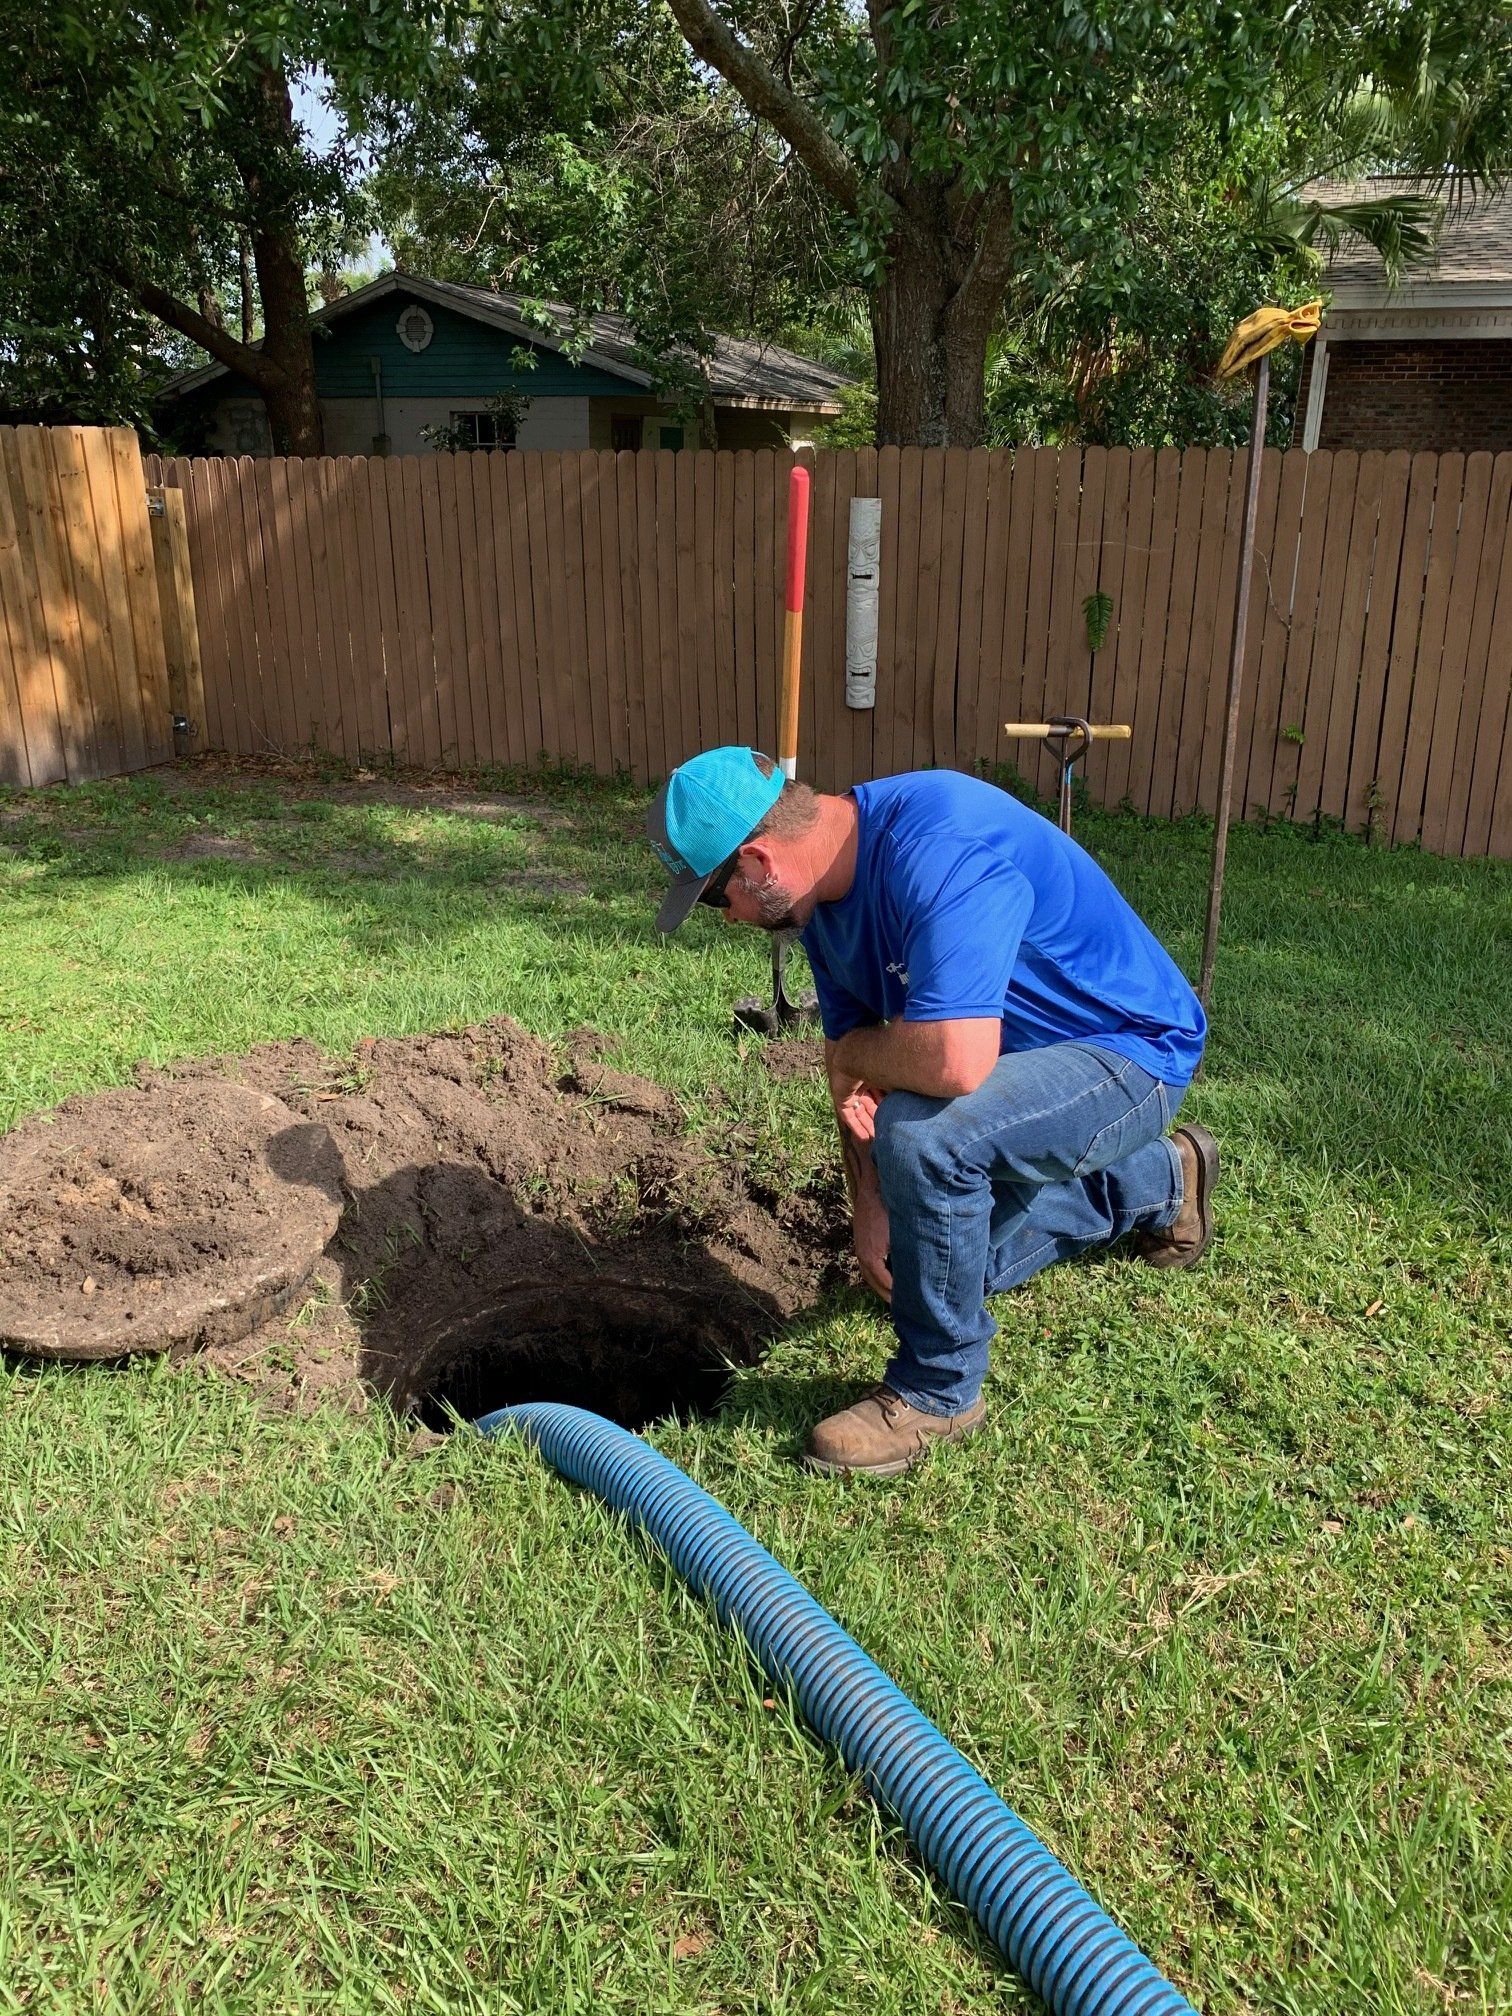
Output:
[2, 759, 1508, 2015]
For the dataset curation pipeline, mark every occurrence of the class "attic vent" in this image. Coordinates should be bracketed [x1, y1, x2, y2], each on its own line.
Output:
[397, 305, 434, 354]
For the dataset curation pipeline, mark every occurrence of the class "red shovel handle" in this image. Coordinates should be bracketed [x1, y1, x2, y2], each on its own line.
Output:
[779, 466, 811, 779]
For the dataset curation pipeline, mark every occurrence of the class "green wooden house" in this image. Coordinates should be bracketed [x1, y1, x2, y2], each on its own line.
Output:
[157, 272, 850, 458]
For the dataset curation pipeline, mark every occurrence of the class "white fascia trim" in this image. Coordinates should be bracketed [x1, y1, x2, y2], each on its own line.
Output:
[1328, 281, 1512, 313]
[1324, 307, 1512, 342]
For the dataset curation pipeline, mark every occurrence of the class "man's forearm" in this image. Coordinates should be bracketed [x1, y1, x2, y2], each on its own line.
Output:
[831, 1016, 1000, 1099]
[832, 1023, 911, 1093]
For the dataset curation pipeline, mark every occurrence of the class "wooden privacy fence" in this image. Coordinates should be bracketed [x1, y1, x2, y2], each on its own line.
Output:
[32, 439, 1505, 861]
[0, 426, 195, 786]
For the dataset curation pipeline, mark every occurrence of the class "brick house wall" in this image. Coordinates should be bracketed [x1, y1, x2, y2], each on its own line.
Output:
[1298, 338, 1512, 451]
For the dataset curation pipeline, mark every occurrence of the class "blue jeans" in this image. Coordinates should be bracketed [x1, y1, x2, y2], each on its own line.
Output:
[871, 1042, 1186, 1416]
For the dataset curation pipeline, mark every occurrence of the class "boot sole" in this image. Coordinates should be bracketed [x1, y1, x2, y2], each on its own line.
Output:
[1141, 1122, 1219, 1269]
[803, 1411, 986, 1478]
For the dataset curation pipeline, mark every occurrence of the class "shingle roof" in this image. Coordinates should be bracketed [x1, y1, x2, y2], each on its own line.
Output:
[1302, 178, 1512, 292]
[425, 277, 852, 409]
[160, 271, 852, 412]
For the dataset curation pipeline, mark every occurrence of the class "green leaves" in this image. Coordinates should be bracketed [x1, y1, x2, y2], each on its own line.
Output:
[1083, 591, 1114, 653]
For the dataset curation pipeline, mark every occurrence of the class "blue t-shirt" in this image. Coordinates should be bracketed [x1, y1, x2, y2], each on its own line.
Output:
[801, 773, 1206, 1088]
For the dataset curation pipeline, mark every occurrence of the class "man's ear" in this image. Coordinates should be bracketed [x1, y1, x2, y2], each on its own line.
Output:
[736, 837, 778, 883]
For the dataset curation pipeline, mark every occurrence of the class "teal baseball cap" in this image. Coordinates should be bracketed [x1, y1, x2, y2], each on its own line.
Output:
[648, 747, 784, 932]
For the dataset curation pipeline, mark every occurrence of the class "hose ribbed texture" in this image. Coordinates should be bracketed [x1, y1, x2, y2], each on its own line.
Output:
[475, 1401, 1196, 2016]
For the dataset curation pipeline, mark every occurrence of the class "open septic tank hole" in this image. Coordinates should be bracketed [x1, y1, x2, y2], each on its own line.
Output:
[414, 1281, 751, 1434]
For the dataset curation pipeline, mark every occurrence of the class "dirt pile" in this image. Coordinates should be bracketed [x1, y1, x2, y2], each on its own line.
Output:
[2, 1020, 847, 1419]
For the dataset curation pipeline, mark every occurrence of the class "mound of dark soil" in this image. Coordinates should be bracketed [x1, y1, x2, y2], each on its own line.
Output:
[3, 1020, 848, 1419]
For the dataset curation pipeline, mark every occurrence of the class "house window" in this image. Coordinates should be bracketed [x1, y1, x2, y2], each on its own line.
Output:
[449, 408, 517, 450]
[658, 425, 685, 451]
[611, 415, 644, 452]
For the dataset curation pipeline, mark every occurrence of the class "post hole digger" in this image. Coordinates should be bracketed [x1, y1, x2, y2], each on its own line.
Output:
[1002, 719, 1132, 837]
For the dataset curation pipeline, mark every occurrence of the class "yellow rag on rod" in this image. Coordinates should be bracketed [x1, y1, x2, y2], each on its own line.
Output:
[1216, 300, 1322, 380]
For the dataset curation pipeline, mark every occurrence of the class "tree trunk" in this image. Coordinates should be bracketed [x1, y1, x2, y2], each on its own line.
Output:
[235, 63, 322, 456]
[872, 229, 949, 446]
[870, 216, 1002, 448]
[252, 226, 322, 454]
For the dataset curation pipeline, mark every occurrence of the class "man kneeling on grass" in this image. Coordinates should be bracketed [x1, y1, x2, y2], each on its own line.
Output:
[648, 747, 1216, 1479]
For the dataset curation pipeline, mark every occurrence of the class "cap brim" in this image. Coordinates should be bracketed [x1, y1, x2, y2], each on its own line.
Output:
[656, 866, 712, 934]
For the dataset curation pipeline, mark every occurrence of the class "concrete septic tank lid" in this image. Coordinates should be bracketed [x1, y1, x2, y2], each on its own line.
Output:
[0, 1079, 344, 1362]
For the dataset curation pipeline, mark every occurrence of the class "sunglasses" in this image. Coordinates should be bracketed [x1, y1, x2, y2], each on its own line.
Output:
[697, 851, 742, 910]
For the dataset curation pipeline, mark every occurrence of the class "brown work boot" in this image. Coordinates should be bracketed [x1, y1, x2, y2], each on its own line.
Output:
[1136, 1122, 1219, 1269]
[804, 1386, 986, 1478]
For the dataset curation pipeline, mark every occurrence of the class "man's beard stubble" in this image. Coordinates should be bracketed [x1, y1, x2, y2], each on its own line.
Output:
[745, 869, 803, 934]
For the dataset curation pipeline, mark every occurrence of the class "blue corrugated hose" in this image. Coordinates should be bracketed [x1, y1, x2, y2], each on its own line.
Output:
[474, 1401, 1197, 2016]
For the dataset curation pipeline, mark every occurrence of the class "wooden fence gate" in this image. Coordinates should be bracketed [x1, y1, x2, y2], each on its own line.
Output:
[0, 426, 193, 786]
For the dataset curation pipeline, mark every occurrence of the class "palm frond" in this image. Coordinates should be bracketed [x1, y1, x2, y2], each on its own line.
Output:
[1255, 189, 1443, 286]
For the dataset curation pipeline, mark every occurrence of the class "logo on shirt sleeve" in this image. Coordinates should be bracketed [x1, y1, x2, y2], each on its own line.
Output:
[886, 960, 910, 989]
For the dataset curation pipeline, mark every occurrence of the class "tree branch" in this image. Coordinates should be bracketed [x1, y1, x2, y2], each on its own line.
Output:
[662, 0, 897, 225]
[950, 182, 1016, 322]
[112, 266, 287, 388]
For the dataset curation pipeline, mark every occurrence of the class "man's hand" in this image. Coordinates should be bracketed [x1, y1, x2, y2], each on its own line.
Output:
[833, 1080, 883, 1143]
[826, 1042, 893, 1302]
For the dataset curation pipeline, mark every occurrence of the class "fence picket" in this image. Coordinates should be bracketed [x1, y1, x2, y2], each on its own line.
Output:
[972, 451, 1016, 780]
[1082, 446, 1130, 805]
[730, 451, 757, 760]
[806, 447, 839, 790]
[806, 451, 836, 785]
[522, 452, 562, 764]
[751, 451, 779, 763]
[462, 453, 502, 765]
[614, 452, 649, 781]
[1459, 463, 1512, 856]
[930, 446, 970, 769]
[890, 446, 926, 771]
[1341, 451, 1412, 838]
[1191, 449, 1248, 817]
[711, 451, 738, 759]
[1146, 448, 1207, 818]
[1435, 452, 1512, 854]
[1066, 444, 1107, 739]
[952, 447, 992, 775]
[59, 426, 130, 777]
[1418, 452, 1495, 852]
[579, 451, 614, 776]
[1174, 448, 1233, 817]
[0, 432, 65, 784]
[547, 452, 585, 767]
[1391, 453, 1466, 843]
[672, 449, 701, 770]
[1101, 448, 1154, 811]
